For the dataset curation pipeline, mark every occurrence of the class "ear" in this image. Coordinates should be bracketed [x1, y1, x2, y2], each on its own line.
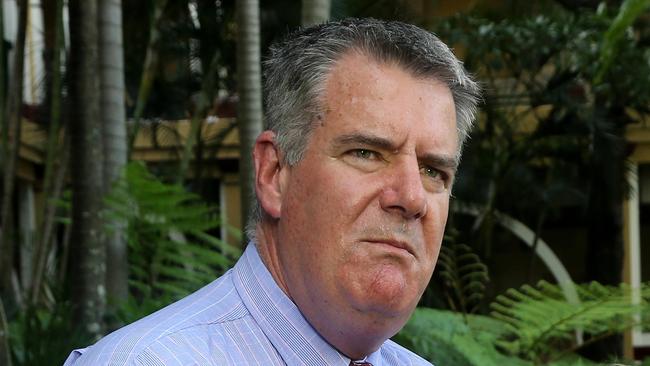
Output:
[253, 131, 286, 219]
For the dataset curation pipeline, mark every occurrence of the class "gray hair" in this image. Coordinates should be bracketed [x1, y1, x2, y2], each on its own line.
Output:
[246, 18, 480, 240]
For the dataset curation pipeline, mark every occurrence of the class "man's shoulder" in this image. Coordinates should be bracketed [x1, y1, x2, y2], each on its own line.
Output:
[379, 339, 433, 366]
[64, 270, 247, 366]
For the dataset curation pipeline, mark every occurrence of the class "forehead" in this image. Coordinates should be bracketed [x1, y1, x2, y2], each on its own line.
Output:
[317, 52, 458, 152]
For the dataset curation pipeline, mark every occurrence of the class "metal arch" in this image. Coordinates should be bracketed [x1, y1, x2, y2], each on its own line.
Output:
[452, 202, 581, 306]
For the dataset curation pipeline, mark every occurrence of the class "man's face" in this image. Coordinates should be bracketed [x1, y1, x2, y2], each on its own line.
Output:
[263, 52, 458, 354]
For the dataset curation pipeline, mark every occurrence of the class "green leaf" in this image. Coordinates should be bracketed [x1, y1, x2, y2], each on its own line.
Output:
[103, 161, 242, 308]
[436, 239, 489, 314]
[595, 0, 650, 83]
[394, 307, 531, 366]
[490, 280, 649, 363]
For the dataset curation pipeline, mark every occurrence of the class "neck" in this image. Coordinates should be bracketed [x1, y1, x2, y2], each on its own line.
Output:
[253, 222, 405, 360]
[254, 222, 292, 298]
[302, 303, 405, 359]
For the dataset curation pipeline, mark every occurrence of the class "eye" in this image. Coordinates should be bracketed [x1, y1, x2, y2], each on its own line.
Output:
[421, 165, 440, 178]
[342, 148, 385, 172]
[351, 149, 379, 160]
[420, 165, 449, 192]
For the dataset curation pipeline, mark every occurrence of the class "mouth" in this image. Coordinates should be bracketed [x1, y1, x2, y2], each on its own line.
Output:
[363, 239, 416, 258]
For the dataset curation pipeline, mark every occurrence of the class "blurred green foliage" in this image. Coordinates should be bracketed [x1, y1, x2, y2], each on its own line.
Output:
[8, 303, 88, 366]
[104, 161, 241, 321]
[397, 278, 650, 366]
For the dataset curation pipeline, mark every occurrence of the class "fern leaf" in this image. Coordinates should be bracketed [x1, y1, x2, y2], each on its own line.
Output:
[490, 280, 649, 363]
[104, 161, 242, 307]
[436, 240, 489, 314]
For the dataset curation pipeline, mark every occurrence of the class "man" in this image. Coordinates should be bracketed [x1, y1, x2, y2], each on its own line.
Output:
[64, 18, 479, 366]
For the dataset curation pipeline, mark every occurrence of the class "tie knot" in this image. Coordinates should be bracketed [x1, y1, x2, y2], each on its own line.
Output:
[350, 361, 373, 366]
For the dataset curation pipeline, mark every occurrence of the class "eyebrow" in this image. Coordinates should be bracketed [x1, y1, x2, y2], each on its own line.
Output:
[421, 153, 459, 173]
[332, 133, 395, 151]
[332, 132, 460, 171]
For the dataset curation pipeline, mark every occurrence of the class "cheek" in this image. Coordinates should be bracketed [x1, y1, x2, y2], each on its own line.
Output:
[306, 166, 377, 221]
[281, 165, 357, 248]
[423, 198, 450, 258]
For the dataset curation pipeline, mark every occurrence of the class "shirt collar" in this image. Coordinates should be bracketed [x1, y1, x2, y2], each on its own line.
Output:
[234, 243, 384, 366]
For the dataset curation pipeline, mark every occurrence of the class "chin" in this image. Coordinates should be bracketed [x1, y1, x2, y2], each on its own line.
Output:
[360, 286, 421, 320]
[342, 262, 425, 319]
[369, 266, 421, 302]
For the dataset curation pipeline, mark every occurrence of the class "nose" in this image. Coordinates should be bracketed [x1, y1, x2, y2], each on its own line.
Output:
[379, 158, 428, 220]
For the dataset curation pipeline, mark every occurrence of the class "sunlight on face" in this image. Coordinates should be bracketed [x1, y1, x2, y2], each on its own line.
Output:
[267, 51, 458, 357]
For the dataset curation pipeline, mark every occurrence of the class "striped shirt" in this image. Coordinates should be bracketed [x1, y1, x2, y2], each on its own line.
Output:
[63, 244, 432, 366]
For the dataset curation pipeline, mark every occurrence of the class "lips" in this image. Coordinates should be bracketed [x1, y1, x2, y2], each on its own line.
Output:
[364, 239, 416, 257]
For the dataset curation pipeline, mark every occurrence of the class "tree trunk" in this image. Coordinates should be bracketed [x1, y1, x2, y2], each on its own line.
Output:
[0, 0, 27, 311]
[41, 0, 59, 124]
[196, 0, 218, 75]
[236, 0, 263, 243]
[18, 183, 35, 292]
[68, 0, 106, 337]
[128, 0, 168, 151]
[99, 0, 129, 310]
[177, 52, 220, 184]
[580, 3, 649, 358]
[0, 0, 5, 137]
[30, 136, 69, 304]
[302, 0, 330, 26]
[581, 109, 626, 360]
[30, 0, 65, 305]
[0, 297, 12, 366]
